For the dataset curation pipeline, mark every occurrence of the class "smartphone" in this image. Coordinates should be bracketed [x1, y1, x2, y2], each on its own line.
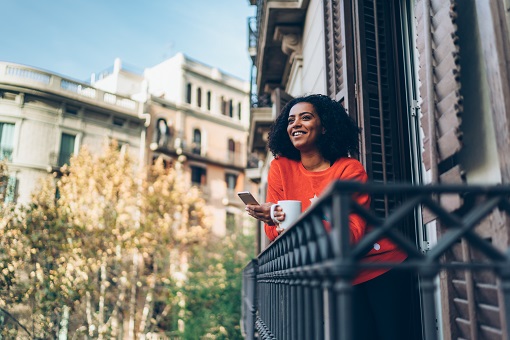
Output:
[237, 191, 259, 205]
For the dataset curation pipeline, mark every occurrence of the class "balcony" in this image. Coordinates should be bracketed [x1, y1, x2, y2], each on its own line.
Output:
[0, 62, 140, 117]
[151, 138, 246, 170]
[242, 181, 510, 339]
[251, 0, 308, 96]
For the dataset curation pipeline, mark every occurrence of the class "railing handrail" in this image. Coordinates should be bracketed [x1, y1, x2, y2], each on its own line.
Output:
[244, 180, 510, 340]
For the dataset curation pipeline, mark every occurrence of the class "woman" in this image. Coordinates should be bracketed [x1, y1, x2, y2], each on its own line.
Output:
[246, 94, 412, 340]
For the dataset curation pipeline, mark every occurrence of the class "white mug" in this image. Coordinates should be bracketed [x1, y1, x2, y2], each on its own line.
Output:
[270, 200, 302, 230]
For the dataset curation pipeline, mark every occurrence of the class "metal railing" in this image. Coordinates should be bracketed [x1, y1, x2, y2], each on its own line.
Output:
[241, 180, 510, 339]
[242, 259, 258, 340]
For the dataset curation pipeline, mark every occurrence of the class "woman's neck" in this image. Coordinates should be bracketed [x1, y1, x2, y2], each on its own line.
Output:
[300, 152, 330, 172]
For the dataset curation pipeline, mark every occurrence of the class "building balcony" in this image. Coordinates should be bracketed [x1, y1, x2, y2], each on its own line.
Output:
[242, 181, 510, 339]
[251, 0, 308, 96]
[0, 62, 140, 117]
[150, 138, 246, 170]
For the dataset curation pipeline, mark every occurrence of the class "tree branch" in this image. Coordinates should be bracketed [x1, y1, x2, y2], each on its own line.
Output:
[0, 306, 33, 337]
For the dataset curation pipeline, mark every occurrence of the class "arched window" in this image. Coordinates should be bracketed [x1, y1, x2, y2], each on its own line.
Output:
[197, 87, 202, 107]
[154, 118, 169, 147]
[186, 83, 192, 104]
[192, 129, 202, 155]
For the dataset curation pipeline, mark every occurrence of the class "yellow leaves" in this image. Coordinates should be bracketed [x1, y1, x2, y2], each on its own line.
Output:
[1, 142, 219, 336]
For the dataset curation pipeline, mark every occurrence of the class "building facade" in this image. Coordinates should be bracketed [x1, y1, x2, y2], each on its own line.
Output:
[93, 54, 255, 237]
[1, 52, 255, 238]
[0, 61, 147, 204]
[248, 0, 510, 338]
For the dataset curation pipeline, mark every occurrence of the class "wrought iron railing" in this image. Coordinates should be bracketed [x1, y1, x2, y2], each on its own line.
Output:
[242, 259, 258, 340]
[241, 180, 510, 340]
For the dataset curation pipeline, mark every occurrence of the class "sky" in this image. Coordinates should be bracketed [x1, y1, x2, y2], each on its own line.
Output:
[0, 0, 256, 82]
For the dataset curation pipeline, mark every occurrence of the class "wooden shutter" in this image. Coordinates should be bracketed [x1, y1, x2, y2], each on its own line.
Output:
[353, 0, 412, 220]
[323, 0, 356, 113]
[415, 0, 464, 188]
[416, 1, 508, 338]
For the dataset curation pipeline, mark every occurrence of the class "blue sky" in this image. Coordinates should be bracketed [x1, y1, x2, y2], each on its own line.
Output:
[0, 1, 255, 82]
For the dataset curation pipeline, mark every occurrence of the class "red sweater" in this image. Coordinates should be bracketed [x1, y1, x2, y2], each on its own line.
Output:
[265, 156, 407, 285]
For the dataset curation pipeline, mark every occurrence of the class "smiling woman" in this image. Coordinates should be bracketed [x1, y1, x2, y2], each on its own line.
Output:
[245, 94, 412, 340]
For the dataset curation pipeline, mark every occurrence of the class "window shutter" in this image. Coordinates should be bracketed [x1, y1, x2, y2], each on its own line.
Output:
[323, 0, 356, 112]
[415, 0, 464, 189]
[416, 1, 506, 339]
[353, 0, 411, 221]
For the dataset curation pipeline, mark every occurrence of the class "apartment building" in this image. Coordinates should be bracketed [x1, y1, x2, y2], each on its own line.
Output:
[93, 54, 256, 236]
[247, 0, 510, 338]
[0, 52, 255, 237]
[0, 62, 147, 204]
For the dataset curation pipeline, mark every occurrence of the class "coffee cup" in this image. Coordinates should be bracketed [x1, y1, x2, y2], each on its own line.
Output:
[270, 200, 302, 230]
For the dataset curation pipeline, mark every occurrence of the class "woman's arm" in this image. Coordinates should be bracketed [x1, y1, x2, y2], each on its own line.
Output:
[341, 161, 370, 244]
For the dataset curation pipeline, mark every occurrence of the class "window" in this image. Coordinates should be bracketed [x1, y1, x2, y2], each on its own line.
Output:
[186, 83, 192, 104]
[228, 138, 236, 162]
[192, 129, 202, 155]
[225, 173, 238, 191]
[113, 117, 126, 127]
[190, 166, 206, 186]
[66, 106, 79, 115]
[0, 122, 15, 161]
[237, 102, 242, 120]
[221, 96, 229, 115]
[197, 87, 202, 107]
[0, 174, 17, 203]
[58, 133, 76, 166]
[226, 212, 236, 232]
[155, 118, 169, 147]
[207, 91, 212, 110]
[229, 99, 234, 118]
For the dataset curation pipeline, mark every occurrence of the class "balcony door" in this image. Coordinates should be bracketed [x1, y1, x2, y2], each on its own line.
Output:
[324, 0, 422, 337]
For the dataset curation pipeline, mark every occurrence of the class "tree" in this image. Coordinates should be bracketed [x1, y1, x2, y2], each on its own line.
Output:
[181, 221, 256, 340]
[0, 143, 211, 339]
[0, 143, 255, 339]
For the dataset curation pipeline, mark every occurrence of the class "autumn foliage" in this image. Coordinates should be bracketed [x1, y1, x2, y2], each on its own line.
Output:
[0, 143, 253, 339]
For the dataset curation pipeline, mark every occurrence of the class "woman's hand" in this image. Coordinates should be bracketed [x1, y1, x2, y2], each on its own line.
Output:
[246, 202, 285, 223]
[246, 203, 287, 236]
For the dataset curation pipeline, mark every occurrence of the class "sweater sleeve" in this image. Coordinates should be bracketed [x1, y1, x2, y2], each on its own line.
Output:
[342, 161, 370, 244]
[264, 159, 284, 241]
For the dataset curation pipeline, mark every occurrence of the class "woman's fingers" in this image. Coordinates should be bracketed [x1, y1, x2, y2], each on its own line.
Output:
[245, 203, 286, 225]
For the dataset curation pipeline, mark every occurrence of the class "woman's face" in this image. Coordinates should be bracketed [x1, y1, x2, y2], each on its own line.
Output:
[287, 102, 324, 153]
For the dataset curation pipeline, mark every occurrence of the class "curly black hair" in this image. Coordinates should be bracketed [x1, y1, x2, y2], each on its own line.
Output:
[267, 94, 360, 162]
